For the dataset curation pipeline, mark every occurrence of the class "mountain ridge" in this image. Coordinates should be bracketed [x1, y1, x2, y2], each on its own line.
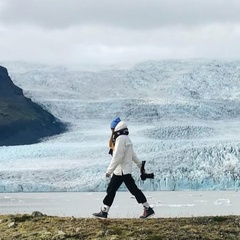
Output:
[0, 65, 67, 146]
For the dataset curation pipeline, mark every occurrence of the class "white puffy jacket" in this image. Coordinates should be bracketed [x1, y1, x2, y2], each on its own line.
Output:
[106, 121, 142, 175]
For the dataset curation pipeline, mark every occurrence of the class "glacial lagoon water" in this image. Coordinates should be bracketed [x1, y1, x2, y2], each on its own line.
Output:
[0, 191, 240, 218]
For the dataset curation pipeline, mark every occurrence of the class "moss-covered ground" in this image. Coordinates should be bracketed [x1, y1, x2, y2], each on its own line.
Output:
[0, 214, 239, 239]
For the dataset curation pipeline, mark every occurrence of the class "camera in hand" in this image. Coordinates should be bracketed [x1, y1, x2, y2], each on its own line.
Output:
[140, 161, 154, 181]
[141, 172, 154, 181]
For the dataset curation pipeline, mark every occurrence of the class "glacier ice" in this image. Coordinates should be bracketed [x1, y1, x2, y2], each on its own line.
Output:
[0, 59, 240, 192]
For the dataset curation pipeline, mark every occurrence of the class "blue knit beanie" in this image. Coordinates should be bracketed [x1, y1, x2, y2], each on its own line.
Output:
[110, 117, 121, 129]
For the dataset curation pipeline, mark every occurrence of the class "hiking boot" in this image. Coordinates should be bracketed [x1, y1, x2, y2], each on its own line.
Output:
[92, 210, 108, 219]
[140, 207, 155, 219]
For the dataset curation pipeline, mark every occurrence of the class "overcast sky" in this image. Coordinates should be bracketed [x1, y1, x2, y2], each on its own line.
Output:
[0, 0, 240, 66]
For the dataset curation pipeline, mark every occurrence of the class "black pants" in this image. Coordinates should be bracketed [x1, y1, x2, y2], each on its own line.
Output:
[103, 173, 147, 207]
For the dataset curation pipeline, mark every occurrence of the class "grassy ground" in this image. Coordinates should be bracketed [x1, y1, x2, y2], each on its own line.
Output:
[0, 214, 239, 239]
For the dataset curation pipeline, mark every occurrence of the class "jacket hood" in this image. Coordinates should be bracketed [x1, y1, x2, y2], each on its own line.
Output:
[114, 121, 128, 132]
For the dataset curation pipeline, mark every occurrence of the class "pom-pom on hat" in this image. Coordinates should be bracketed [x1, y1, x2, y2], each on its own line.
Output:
[110, 117, 121, 129]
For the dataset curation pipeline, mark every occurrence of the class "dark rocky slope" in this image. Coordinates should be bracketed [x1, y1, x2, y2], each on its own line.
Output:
[0, 65, 67, 146]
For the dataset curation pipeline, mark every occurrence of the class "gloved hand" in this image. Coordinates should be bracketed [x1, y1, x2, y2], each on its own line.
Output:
[141, 161, 146, 174]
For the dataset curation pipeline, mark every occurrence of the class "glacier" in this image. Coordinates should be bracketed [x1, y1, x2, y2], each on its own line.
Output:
[0, 59, 240, 192]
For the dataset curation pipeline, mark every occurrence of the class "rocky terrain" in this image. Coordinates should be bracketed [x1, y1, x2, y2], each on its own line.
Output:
[0, 213, 239, 239]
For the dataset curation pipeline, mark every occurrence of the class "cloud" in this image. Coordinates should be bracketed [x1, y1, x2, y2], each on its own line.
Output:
[1, 0, 240, 29]
[1, 23, 240, 66]
[0, 0, 240, 66]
